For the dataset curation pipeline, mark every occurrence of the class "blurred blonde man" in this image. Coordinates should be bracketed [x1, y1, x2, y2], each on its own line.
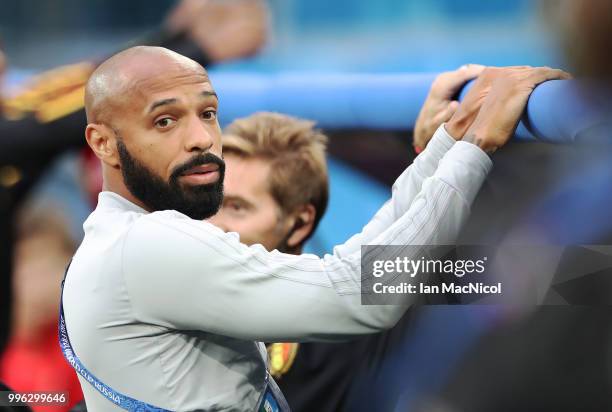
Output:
[211, 112, 328, 255]
[210, 112, 341, 411]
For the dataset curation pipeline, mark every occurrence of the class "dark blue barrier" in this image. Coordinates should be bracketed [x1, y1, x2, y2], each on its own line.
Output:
[210, 72, 604, 142]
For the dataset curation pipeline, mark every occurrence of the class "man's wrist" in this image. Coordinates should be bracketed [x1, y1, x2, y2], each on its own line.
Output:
[445, 119, 466, 140]
[446, 105, 481, 140]
[461, 130, 497, 155]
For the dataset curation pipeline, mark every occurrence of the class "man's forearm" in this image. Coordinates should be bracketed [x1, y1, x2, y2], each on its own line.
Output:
[333, 124, 457, 259]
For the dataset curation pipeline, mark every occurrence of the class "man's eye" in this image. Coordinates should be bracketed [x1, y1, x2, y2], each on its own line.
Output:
[224, 202, 244, 213]
[155, 117, 176, 129]
[201, 110, 217, 121]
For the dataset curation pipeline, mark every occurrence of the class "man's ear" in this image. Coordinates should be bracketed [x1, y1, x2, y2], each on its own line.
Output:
[286, 204, 317, 249]
[85, 123, 120, 168]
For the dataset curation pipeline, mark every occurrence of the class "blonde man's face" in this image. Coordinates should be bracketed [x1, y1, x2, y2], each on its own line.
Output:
[208, 154, 291, 251]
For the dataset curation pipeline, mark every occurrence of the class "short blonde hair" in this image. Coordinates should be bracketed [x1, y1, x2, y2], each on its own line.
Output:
[223, 112, 329, 239]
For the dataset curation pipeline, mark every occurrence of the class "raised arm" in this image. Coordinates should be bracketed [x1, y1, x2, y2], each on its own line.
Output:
[122, 139, 490, 342]
[334, 65, 486, 258]
[122, 66, 569, 343]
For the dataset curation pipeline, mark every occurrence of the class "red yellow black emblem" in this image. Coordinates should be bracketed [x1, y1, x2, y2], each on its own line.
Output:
[2, 62, 94, 123]
[267, 342, 299, 379]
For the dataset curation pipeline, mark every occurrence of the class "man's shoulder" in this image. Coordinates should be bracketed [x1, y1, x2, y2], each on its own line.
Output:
[121, 210, 227, 257]
[118, 211, 236, 297]
[85, 205, 195, 239]
[128, 209, 221, 236]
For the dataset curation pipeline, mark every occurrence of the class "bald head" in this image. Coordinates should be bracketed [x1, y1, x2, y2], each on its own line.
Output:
[84, 46, 208, 124]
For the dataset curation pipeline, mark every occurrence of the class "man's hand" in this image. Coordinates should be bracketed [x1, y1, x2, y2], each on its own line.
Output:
[413, 64, 484, 152]
[445, 66, 523, 140]
[166, 0, 268, 63]
[461, 66, 571, 153]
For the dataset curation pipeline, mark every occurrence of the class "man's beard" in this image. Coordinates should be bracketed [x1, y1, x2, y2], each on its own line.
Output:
[116, 138, 225, 220]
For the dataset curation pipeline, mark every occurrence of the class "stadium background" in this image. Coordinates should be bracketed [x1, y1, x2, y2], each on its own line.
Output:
[0, 0, 565, 254]
[3, 1, 609, 411]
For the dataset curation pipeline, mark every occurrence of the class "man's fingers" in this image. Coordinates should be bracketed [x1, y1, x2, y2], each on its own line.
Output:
[432, 64, 486, 98]
[528, 67, 573, 85]
[437, 100, 460, 123]
[456, 64, 486, 81]
[445, 64, 486, 91]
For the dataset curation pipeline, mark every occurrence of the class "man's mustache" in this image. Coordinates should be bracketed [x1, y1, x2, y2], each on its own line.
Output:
[171, 153, 226, 181]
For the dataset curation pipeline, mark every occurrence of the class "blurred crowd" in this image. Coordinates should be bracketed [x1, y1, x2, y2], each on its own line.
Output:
[1, 0, 612, 411]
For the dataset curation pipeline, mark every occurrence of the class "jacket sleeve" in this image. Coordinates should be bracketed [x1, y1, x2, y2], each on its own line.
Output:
[122, 140, 492, 342]
[334, 124, 457, 259]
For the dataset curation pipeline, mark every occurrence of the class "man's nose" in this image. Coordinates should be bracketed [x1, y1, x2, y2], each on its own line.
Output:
[184, 114, 215, 152]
